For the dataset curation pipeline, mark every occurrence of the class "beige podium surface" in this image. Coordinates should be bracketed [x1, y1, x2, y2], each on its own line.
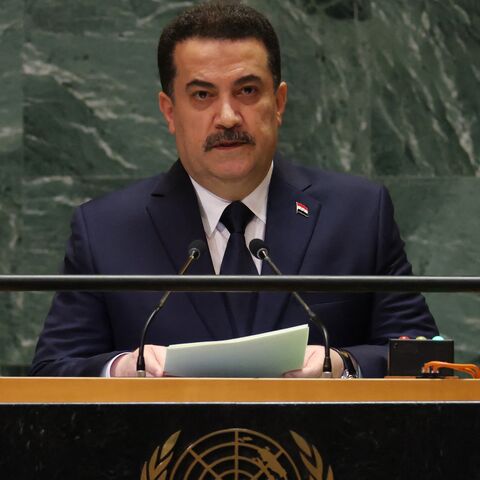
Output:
[1, 377, 479, 403]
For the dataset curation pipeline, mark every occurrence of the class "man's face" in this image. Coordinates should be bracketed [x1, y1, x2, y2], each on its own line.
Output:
[159, 38, 287, 199]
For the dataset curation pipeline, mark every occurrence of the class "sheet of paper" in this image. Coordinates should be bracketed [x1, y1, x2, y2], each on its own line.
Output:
[164, 324, 309, 378]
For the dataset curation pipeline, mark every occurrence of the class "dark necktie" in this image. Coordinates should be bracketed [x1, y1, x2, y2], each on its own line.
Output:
[220, 201, 258, 335]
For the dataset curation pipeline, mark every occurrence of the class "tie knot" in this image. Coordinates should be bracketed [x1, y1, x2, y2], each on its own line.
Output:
[220, 201, 254, 234]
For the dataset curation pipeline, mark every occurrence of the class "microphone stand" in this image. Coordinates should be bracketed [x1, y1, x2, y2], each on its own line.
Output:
[136, 241, 205, 377]
[252, 241, 332, 378]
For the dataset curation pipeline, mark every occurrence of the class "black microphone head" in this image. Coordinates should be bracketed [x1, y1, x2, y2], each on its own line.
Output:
[188, 239, 207, 259]
[249, 238, 269, 259]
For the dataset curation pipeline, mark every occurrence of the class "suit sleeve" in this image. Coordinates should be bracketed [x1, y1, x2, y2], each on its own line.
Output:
[30, 206, 124, 376]
[343, 186, 438, 377]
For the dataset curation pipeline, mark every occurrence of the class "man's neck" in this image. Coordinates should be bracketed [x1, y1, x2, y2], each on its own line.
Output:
[188, 163, 273, 201]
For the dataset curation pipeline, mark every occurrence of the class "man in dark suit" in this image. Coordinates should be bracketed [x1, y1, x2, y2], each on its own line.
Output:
[31, 2, 437, 378]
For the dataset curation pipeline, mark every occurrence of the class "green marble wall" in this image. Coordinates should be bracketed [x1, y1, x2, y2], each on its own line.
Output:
[0, 0, 479, 373]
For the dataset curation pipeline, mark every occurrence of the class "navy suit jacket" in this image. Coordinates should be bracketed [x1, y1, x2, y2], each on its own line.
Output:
[31, 156, 437, 377]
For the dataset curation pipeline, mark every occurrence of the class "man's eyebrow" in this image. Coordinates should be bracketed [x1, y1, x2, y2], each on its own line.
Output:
[233, 74, 263, 86]
[186, 79, 216, 90]
[185, 75, 263, 91]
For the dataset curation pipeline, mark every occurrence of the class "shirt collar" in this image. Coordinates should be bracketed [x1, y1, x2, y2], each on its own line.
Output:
[190, 162, 273, 238]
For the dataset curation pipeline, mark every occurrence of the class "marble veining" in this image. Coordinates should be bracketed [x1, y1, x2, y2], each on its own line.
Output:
[0, 0, 479, 371]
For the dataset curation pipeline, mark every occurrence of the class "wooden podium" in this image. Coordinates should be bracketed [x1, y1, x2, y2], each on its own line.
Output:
[1, 378, 479, 479]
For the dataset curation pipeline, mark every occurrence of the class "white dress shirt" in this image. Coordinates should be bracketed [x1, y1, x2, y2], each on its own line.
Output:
[190, 162, 273, 274]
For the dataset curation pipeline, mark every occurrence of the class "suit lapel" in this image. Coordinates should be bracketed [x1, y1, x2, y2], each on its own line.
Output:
[251, 157, 322, 334]
[146, 160, 232, 340]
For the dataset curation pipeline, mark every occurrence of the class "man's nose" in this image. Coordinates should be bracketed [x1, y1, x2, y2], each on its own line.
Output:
[215, 98, 241, 129]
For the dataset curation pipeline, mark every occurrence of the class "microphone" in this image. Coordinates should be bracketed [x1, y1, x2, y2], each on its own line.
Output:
[249, 239, 333, 378]
[136, 239, 207, 377]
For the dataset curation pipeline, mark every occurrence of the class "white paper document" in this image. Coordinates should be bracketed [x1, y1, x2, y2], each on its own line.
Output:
[164, 324, 309, 378]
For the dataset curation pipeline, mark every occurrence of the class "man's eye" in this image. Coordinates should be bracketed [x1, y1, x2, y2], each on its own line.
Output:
[193, 91, 210, 100]
[241, 86, 257, 95]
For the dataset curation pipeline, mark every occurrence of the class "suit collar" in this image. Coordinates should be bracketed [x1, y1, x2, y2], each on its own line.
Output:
[148, 160, 211, 273]
[264, 154, 320, 275]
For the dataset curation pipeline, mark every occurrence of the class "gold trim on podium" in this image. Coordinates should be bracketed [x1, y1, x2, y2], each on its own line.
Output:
[0, 377, 479, 403]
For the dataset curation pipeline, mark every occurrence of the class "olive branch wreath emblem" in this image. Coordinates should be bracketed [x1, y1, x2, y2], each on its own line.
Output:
[141, 430, 334, 480]
[290, 430, 334, 480]
[140, 430, 180, 480]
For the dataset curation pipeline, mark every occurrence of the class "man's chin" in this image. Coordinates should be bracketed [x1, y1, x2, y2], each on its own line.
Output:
[210, 159, 257, 181]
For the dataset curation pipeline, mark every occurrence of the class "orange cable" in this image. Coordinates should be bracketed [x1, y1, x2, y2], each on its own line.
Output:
[422, 361, 480, 379]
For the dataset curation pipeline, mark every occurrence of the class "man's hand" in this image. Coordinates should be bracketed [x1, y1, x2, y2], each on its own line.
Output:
[283, 345, 344, 378]
[110, 345, 167, 377]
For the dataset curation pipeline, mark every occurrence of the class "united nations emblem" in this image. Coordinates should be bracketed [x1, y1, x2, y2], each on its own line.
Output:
[141, 428, 334, 479]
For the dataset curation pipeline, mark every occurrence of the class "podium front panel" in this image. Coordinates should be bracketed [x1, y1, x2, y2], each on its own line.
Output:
[1, 378, 479, 479]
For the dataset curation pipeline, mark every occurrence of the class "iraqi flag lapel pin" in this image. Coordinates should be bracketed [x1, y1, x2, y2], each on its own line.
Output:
[295, 201, 309, 217]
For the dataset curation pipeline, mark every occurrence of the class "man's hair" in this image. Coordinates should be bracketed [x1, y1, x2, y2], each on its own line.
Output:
[157, 1, 281, 97]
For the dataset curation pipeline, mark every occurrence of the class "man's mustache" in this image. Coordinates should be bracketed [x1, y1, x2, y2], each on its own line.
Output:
[203, 130, 256, 152]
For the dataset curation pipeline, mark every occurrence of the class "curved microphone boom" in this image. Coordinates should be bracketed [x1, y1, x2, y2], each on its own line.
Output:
[136, 239, 207, 377]
[249, 238, 332, 378]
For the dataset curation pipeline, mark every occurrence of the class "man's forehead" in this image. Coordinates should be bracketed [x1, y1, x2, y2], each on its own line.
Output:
[174, 36, 268, 55]
[172, 37, 270, 80]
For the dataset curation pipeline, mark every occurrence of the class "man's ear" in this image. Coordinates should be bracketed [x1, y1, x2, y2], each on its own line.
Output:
[275, 81, 288, 126]
[158, 91, 176, 134]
